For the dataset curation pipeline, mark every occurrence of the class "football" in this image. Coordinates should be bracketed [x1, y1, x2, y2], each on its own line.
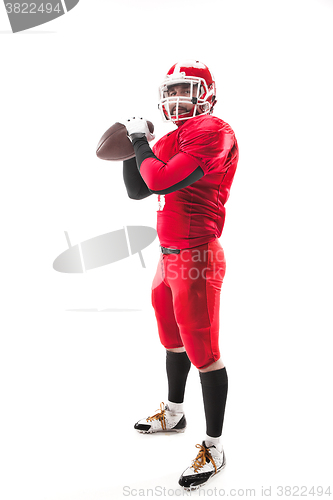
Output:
[96, 121, 154, 161]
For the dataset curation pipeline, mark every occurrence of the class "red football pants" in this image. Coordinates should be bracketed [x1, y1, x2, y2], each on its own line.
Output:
[151, 239, 226, 369]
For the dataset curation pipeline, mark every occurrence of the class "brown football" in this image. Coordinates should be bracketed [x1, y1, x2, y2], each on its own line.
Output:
[96, 121, 154, 161]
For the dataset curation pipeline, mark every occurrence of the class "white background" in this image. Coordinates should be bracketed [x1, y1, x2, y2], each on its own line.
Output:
[0, 0, 332, 499]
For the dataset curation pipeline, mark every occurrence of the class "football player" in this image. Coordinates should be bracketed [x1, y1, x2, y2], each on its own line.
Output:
[122, 60, 239, 490]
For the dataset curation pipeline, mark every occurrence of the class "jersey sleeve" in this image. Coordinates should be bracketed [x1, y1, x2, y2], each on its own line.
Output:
[178, 116, 235, 175]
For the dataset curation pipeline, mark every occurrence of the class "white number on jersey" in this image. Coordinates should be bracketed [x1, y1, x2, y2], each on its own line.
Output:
[157, 194, 165, 211]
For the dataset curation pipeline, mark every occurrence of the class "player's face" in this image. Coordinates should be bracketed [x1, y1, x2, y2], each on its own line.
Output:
[164, 83, 198, 116]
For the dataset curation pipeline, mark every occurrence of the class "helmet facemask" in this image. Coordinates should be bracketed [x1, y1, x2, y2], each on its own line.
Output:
[158, 76, 212, 123]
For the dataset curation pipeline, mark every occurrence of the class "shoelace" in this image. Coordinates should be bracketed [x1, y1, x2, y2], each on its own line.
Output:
[146, 402, 167, 430]
[192, 444, 217, 473]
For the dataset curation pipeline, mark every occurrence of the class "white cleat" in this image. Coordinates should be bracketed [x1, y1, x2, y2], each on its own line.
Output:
[134, 402, 186, 434]
[178, 441, 226, 490]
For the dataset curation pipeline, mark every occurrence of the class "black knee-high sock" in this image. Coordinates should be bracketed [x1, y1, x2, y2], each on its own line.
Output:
[199, 367, 228, 438]
[166, 351, 191, 404]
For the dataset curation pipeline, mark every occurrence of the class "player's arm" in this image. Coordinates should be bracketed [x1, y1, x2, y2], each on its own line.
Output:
[123, 157, 153, 200]
[124, 117, 204, 194]
[129, 135, 204, 194]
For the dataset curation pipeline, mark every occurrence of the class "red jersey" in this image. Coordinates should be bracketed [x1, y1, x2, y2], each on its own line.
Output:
[152, 114, 239, 249]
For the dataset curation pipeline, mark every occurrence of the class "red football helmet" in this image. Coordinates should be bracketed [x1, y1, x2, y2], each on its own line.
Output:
[158, 60, 217, 124]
